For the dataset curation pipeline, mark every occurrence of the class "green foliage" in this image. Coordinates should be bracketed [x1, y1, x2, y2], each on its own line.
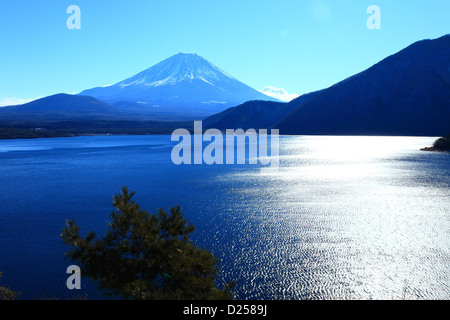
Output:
[61, 187, 234, 300]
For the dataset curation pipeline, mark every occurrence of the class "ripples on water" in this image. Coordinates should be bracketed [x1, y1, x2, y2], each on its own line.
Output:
[198, 136, 450, 300]
[0, 135, 448, 300]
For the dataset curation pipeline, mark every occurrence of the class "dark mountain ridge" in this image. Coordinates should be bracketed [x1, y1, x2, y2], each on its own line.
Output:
[273, 34, 450, 136]
[204, 34, 450, 136]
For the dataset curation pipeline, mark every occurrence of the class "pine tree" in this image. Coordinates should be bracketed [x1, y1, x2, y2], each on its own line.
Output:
[61, 187, 234, 300]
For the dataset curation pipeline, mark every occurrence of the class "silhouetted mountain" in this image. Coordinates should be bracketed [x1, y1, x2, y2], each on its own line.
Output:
[0, 94, 122, 120]
[79, 53, 278, 119]
[203, 90, 322, 131]
[203, 35, 450, 136]
[273, 34, 450, 135]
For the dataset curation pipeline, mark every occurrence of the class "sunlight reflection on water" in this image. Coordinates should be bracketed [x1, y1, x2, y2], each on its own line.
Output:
[0, 135, 448, 300]
[209, 136, 449, 299]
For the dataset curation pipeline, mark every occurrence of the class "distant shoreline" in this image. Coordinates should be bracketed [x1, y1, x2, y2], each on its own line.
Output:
[420, 147, 449, 153]
[0, 120, 192, 140]
[0, 131, 172, 140]
[420, 147, 450, 153]
[0, 129, 445, 141]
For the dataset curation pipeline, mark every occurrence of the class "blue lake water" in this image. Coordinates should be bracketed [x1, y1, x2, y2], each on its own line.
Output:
[0, 135, 448, 300]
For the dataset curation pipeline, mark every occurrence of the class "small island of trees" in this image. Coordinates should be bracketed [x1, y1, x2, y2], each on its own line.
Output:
[421, 133, 450, 152]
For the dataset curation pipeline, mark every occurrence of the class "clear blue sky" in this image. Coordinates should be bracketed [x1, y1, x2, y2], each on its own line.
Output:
[0, 0, 449, 105]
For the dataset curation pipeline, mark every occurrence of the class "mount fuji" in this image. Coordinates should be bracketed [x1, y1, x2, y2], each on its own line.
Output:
[79, 53, 279, 119]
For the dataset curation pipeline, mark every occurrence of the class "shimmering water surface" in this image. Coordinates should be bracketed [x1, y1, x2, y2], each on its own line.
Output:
[0, 135, 448, 300]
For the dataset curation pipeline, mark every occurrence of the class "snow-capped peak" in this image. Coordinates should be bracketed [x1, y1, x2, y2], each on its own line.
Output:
[117, 53, 236, 89]
[260, 86, 300, 102]
[78, 53, 280, 117]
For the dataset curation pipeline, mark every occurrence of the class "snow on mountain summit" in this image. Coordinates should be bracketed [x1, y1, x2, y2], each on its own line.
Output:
[79, 53, 279, 117]
[117, 53, 236, 89]
[260, 86, 300, 102]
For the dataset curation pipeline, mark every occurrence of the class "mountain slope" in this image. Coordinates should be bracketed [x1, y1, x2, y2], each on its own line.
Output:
[79, 53, 278, 119]
[203, 100, 288, 130]
[273, 34, 450, 135]
[0, 94, 122, 120]
[203, 90, 322, 130]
